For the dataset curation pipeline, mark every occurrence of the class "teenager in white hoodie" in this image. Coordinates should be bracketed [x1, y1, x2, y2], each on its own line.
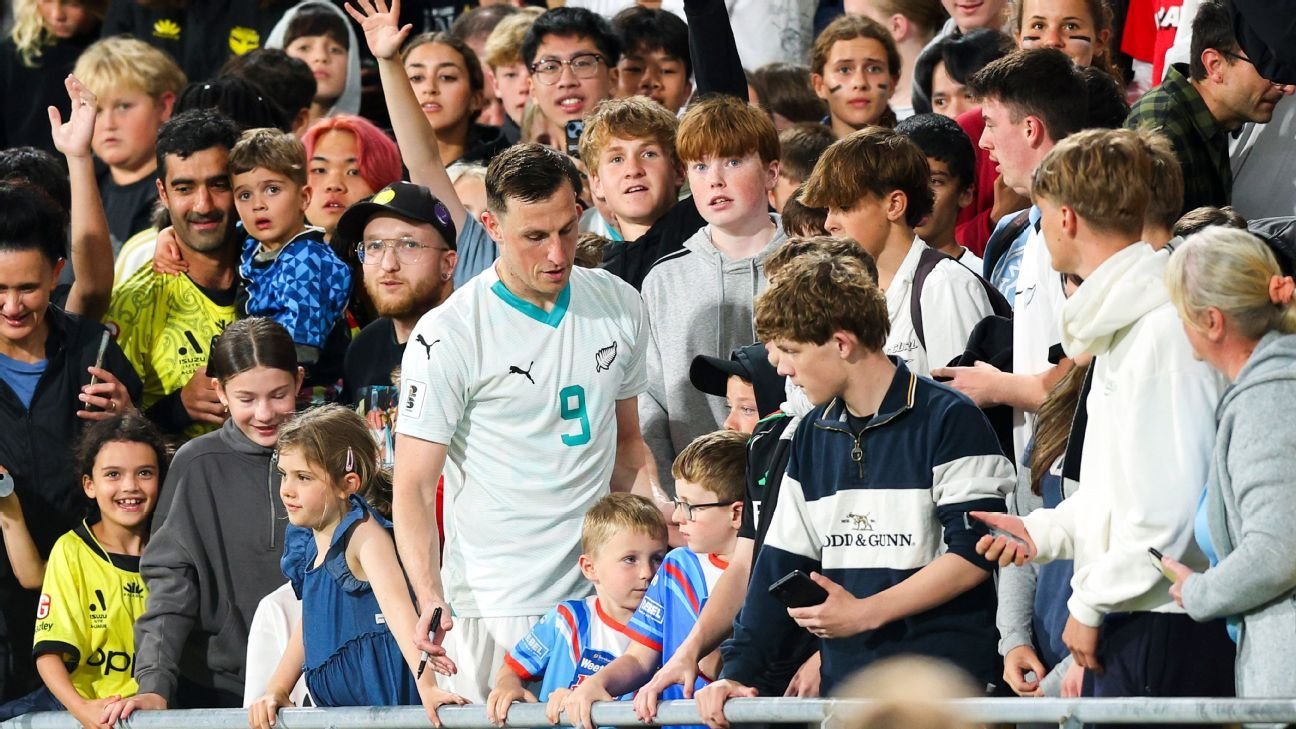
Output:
[976, 128, 1236, 709]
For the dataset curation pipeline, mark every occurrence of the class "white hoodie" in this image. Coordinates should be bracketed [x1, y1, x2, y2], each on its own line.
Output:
[1021, 243, 1225, 627]
[266, 2, 363, 117]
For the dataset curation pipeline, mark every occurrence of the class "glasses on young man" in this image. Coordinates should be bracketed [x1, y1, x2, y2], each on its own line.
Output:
[530, 53, 606, 85]
[672, 499, 732, 521]
[356, 238, 449, 265]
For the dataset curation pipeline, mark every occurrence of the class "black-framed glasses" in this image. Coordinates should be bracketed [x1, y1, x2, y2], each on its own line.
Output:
[530, 53, 606, 85]
[356, 238, 449, 265]
[672, 499, 732, 521]
[1220, 50, 1255, 67]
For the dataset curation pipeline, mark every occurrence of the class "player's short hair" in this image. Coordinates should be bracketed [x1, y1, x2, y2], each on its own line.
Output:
[1031, 127, 1157, 237]
[756, 253, 889, 350]
[801, 126, 934, 228]
[676, 94, 779, 166]
[485, 143, 583, 215]
[483, 8, 544, 68]
[671, 430, 749, 504]
[967, 48, 1086, 143]
[778, 123, 837, 185]
[74, 35, 187, 101]
[766, 235, 879, 285]
[581, 492, 668, 556]
[228, 127, 308, 187]
[579, 96, 679, 172]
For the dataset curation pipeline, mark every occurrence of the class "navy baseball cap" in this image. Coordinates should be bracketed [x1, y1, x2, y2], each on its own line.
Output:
[333, 181, 458, 251]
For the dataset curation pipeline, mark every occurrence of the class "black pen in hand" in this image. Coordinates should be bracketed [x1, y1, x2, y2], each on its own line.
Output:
[416, 606, 443, 680]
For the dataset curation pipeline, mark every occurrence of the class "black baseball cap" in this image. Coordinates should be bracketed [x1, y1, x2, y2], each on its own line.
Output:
[690, 342, 787, 418]
[333, 181, 458, 251]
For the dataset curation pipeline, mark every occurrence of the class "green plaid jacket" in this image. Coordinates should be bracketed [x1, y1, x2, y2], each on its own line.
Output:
[1125, 64, 1231, 215]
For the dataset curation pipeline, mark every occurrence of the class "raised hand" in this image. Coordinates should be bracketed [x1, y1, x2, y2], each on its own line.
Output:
[345, 0, 414, 61]
[49, 75, 96, 159]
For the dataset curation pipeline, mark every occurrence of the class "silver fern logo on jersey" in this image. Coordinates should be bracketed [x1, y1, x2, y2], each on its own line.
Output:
[595, 341, 618, 372]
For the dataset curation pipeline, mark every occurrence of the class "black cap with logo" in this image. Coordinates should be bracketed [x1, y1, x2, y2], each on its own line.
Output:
[333, 181, 458, 251]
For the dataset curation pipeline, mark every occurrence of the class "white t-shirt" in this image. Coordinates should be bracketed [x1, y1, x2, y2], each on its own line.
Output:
[1010, 227, 1065, 465]
[885, 238, 995, 376]
[396, 264, 649, 618]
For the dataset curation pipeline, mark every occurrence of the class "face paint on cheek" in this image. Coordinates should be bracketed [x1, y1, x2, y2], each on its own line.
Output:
[828, 85, 844, 93]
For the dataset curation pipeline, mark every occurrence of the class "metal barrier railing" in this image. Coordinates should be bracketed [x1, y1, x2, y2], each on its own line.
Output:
[5, 698, 1296, 729]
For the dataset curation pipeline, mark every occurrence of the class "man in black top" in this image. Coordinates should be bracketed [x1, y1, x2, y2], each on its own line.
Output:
[334, 181, 458, 402]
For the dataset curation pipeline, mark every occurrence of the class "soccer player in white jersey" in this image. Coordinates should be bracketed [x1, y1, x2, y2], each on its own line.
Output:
[391, 143, 664, 701]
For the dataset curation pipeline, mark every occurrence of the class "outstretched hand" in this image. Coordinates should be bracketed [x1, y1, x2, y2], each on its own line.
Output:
[971, 512, 1038, 567]
[345, 0, 414, 61]
[49, 75, 96, 159]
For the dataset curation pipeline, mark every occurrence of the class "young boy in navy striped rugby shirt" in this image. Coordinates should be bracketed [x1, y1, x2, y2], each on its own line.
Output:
[695, 251, 1014, 727]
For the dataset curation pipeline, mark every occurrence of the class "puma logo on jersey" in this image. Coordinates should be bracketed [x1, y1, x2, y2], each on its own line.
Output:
[595, 342, 618, 372]
[509, 361, 536, 384]
[416, 334, 440, 359]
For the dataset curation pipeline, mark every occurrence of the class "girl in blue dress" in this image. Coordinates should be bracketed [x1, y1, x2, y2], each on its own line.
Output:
[247, 404, 467, 728]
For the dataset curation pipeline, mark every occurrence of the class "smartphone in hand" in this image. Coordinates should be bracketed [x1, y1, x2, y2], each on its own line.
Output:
[769, 570, 829, 608]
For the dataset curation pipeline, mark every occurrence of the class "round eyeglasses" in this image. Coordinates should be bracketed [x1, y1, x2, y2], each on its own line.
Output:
[356, 238, 450, 265]
[530, 53, 606, 85]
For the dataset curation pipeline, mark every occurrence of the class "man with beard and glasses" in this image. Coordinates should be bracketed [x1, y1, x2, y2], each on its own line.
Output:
[334, 181, 458, 415]
[105, 110, 241, 441]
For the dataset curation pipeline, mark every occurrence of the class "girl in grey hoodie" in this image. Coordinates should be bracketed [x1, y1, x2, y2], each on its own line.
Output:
[1163, 228, 1296, 700]
[112, 318, 303, 716]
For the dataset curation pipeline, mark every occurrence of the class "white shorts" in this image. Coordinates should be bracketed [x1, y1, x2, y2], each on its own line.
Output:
[436, 614, 541, 702]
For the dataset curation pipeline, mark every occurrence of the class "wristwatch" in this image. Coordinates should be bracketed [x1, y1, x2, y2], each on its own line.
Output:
[0, 470, 12, 498]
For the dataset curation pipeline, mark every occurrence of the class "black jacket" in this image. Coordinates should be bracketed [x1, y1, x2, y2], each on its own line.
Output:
[0, 306, 142, 556]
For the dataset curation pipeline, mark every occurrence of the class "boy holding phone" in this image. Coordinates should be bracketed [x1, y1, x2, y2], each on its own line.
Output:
[694, 252, 1013, 725]
[561, 431, 748, 729]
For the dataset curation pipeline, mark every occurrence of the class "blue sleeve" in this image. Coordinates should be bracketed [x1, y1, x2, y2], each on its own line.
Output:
[280, 526, 315, 599]
[505, 605, 563, 682]
[452, 216, 498, 289]
[265, 242, 351, 349]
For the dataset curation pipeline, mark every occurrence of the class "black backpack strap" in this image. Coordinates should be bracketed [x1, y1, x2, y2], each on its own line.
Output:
[981, 209, 1034, 280]
[911, 248, 1013, 353]
[910, 247, 949, 352]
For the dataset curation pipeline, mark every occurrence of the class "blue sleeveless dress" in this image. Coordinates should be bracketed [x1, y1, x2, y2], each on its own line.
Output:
[282, 495, 418, 706]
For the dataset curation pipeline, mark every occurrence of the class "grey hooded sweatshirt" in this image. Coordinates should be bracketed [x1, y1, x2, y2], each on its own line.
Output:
[266, 1, 363, 117]
[1182, 330, 1296, 699]
[134, 417, 288, 704]
[639, 217, 786, 494]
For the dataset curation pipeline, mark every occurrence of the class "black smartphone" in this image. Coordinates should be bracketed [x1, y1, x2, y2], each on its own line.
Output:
[565, 119, 585, 157]
[1148, 547, 1179, 582]
[768, 570, 829, 608]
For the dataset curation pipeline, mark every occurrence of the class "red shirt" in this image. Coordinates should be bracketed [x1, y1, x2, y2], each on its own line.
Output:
[1122, 0, 1186, 85]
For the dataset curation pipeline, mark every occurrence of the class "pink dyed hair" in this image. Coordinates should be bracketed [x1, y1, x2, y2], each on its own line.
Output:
[301, 114, 403, 191]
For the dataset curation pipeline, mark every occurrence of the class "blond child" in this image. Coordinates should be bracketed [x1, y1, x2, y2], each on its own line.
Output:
[561, 431, 748, 729]
[485, 493, 669, 725]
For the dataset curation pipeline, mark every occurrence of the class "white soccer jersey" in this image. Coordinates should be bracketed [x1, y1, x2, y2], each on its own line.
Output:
[397, 264, 649, 618]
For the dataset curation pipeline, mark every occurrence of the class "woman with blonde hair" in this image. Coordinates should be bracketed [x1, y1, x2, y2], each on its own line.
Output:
[1161, 226, 1296, 699]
